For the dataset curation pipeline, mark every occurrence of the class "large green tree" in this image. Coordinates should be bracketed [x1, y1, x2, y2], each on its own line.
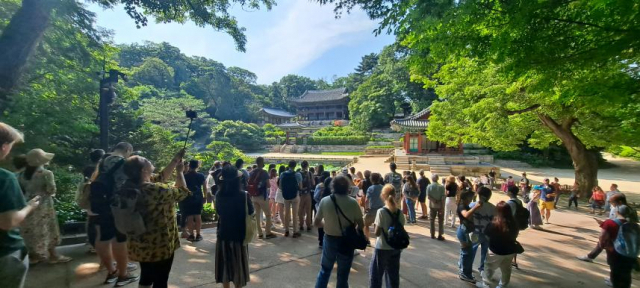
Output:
[0, 0, 274, 110]
[320, 0, 640, 195]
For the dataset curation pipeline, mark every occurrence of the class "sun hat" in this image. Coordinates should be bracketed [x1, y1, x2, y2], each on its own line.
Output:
[26, 148, 54, 167]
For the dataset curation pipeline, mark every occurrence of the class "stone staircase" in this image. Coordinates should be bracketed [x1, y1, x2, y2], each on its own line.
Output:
[396, 156, 411, 170]
[430, 165, 452, 176]
[428, 156, 446, 165]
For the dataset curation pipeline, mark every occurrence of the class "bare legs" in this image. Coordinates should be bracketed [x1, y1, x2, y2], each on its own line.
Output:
[95, 228, 116, 274]
[112, 241, 129, 278]
[186, 215, 202, 236]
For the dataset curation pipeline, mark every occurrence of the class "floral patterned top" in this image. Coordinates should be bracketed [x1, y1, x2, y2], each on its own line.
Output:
[127, 175, 190, 262]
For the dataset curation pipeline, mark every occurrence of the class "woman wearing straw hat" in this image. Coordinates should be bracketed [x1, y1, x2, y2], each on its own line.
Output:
[18, 149, 71, 264]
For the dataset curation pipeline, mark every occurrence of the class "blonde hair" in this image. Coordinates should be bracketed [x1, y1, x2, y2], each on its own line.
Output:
[446, 176, 456, 185]
[0, 122, 23, 145]
[381, 184, 397, 212]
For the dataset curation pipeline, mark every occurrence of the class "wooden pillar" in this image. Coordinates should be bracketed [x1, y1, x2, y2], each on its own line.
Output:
[417, 133, 423, 154]
[404, 132, 410, 153]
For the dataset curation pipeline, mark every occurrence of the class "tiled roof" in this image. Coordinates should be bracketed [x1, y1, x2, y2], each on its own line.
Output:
[261, 107, 295, 118]
[389, 107, 431, 130]
[291, 88, 348, 103]
[390, 119, 429, 129]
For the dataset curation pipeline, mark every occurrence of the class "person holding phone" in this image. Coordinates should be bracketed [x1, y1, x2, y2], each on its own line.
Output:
[469, 187, 496, 274]
[0, 122, 41, 288]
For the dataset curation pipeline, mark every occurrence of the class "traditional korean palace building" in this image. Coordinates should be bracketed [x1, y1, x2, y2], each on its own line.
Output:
[390, 108, 463, 155]
[259, 107, 296, 125]
[291, 88, 349, 121]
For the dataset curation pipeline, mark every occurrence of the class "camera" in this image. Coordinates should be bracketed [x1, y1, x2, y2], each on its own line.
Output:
[185, 110, 197, 119]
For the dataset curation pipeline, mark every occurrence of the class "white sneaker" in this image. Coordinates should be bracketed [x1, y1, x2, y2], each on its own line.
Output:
[576, 255, 593, 263]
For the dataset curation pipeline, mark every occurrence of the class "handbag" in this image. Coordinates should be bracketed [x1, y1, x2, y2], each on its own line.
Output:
[330, 195, 368, 252]
[515, 241, 525, 254]
[243, 193, 257, 245]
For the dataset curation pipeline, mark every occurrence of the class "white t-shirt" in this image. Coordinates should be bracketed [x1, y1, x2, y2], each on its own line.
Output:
[375, 207, 406, 250]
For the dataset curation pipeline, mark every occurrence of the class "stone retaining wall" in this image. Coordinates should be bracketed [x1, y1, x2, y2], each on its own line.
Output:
[365, 148, 395, 155]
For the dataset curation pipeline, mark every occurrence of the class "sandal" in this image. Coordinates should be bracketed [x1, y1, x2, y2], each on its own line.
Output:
[49, 255, 72, 264]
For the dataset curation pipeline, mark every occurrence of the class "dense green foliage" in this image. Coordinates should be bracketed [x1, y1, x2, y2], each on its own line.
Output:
[319, 0, 640, 195]
[313, 126, 364, 137]
[298, 136, 369, 145]
[608, 146, 640, 161]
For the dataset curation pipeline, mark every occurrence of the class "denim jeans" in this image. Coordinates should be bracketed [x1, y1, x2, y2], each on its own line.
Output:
[457, 225, 474, 278]
[405, 198, 416, 223]
[472, 233, 489, 272]
[316, 235, 354, 288]
[369, 249, 401, 288]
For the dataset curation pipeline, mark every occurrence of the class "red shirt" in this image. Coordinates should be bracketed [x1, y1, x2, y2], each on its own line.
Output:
[601, 219, 626, 251]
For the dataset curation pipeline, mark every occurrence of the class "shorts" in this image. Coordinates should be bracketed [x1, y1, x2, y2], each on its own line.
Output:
[275, 188, 285, 204]
[96, 213, 127, 243]
[364, 210, 377, 226]
[591, 200, 605, 209]
[539, 200, 555, 211]
[418, 190, 427, 203]
[87, 215, 99, 247]
[181, 199, 203, 217]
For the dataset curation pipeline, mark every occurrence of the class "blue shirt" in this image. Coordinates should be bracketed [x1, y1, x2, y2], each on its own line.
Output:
[366, 184, 384, 210]
[540, 185, 555, 202]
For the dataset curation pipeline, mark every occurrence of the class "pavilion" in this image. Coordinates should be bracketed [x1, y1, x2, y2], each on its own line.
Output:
[259, 107, 296, 125]
[291, 88, 349, 121]
[390, 107, 463, 155]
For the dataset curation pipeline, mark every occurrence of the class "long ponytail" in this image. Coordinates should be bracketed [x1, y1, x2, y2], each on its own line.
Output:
[381, 184, 397, 212]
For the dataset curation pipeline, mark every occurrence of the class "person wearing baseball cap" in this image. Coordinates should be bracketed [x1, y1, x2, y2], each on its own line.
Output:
[17, 149, 72, 265]
[538, 178, 557, 224]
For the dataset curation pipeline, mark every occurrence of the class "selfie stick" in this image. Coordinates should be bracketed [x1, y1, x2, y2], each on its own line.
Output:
[183, 117, 194, 150]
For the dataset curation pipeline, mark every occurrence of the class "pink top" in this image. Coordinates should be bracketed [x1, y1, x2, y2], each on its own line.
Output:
[269, 177, 278, 199]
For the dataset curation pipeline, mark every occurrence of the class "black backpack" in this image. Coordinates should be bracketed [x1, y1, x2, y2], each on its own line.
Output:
[90, 158, 125, 215]
[383, 208, 410, 249]
[509, 199, 530, 230]
[281, 170, 299, 200]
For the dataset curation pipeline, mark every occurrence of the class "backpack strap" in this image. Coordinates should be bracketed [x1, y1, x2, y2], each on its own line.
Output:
[330, 195, 355, 232]
[103, 158, 125, 177]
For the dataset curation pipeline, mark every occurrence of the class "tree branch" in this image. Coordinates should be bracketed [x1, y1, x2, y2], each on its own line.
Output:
[562, 117, 578, 130]
[506, 104, 540, 115]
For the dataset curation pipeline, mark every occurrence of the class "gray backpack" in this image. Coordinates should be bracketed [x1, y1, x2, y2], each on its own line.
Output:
[111, 186, 146, 237]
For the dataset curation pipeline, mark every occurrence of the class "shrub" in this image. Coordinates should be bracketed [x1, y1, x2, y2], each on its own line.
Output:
[50, 166, 86, 226]
[265, 137, 285, 145]
[313, 126, 365, 137]
[202, 203, 216, 222]
[298, 136, 369, 145]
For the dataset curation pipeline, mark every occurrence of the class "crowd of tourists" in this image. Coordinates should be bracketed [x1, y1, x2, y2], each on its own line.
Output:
[1, 121, 639, 288]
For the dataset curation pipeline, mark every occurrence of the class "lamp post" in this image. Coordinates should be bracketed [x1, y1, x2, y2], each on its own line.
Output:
[98, 69, 127, 151]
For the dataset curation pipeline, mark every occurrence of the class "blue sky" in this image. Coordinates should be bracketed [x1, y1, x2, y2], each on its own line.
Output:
[89, 1, 395, 84]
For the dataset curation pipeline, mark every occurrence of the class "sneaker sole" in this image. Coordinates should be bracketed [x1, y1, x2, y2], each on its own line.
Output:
[115, 276, 140, 287]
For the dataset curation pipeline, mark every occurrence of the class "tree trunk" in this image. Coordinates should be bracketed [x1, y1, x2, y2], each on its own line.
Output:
[538, 114, 598, 196]
[0, 0, 56, 112]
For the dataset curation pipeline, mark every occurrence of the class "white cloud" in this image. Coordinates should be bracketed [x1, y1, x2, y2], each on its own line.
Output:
[243, 1, 378, 83]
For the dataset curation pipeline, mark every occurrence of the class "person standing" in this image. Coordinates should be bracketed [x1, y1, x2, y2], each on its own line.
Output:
[18, 149, 72, 264]
[298, 160, 315, 232]
[92, 142, 139, 286]
[384, 163, 403, 209]
[417, 170, 430, 220]
[314, 175, 332, 248]
[519, 173, 530, 196]
[444, 176, 459, 228]
[567, 181, 579, 209]
[215, 166, 255, 288]
[268, 168, 280, 224]
[470, 187, 496, 274]
[488, 169, 496, 189]
[527, 188, 543, 229]
[427, 174, 446, 240]
[182, 160, 208, 242]
[364, 173, 384, 241]
[0, 123, 41, 288]
[249, 157, 276, 239]
[122, 154, 189, 288]
[206, 161, 222, 203]
[235, 159, 249, 191]
[280, 161, 302, 238]
[477, 201, 520, 288]
[456, 191, 480, 284]
[551, 177, 562, 208]
[369, 184, 406, 288]
[538, 179, 556, 224]
[314, 175, 364, 288]
[81, 149, 104, 253]
[275, 165, 287, 228]
[402, 175, 420, 224]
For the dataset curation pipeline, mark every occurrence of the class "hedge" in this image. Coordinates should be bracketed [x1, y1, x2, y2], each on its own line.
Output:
[265, 137, 285, 145]
[296, 136, 369, 145]
[367, 145, 394, 149]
